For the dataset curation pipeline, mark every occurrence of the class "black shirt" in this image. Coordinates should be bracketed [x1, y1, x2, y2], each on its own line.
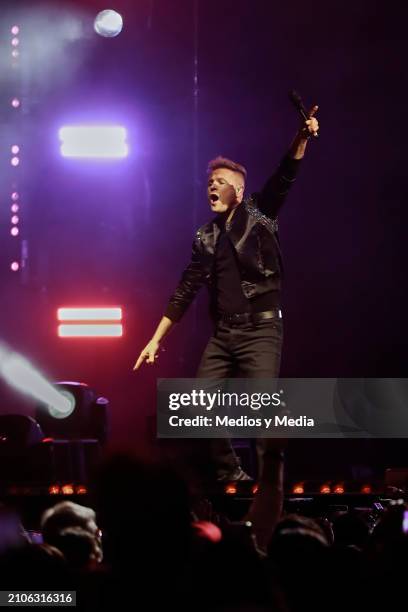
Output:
[215, 215, 280, 314]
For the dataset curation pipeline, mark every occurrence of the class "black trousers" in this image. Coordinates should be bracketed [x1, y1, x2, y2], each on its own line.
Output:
[196, 317, 283, 479]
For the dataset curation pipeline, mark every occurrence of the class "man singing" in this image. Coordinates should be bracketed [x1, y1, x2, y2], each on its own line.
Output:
[134, 106, 319, 482]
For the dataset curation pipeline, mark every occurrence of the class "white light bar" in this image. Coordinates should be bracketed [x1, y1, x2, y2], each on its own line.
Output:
[57, 307, 122, 321]
[59, 125, 128, 158]
[58, 324, 123, 337]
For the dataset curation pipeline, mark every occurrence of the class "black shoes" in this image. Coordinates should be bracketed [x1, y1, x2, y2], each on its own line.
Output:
[217, 467, 253, 482]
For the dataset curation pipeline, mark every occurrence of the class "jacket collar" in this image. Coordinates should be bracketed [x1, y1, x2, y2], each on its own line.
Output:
[220, 202, 248, 252]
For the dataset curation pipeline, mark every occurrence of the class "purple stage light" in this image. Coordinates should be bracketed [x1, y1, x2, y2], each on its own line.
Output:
[11, 38, 19, 47]
[11, 216, 19, 225]
[11, 192, 19, 201]
[11, 98, 20, 108]
[11, 26, 19, 35]
[11, 157, 20, 167]
[59, 125, 128, 159]
[11, 145, 19, 154]
[11, 262, 19, 271]
[11, 227, 19, 237]
[11, 204, 19, 213]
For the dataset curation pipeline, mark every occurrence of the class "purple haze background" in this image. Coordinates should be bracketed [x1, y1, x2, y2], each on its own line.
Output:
[1, 0, 407, 465]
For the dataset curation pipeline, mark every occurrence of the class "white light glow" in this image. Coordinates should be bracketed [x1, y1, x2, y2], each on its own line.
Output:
[0, 344, 73, 416]
[59, 125, 128, 158]
[94, 10, 123, 38]
[58, 324, 123, 337]
[58, 307, 122, 321]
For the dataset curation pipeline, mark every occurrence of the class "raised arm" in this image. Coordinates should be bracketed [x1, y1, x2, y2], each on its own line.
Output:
[257, 105, 319, 218]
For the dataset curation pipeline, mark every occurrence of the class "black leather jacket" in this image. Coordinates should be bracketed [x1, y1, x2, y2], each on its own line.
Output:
[165, 153, 301, 322]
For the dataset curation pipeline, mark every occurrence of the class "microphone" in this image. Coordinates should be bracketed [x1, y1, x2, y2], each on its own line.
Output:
[289, 89, 319, 138]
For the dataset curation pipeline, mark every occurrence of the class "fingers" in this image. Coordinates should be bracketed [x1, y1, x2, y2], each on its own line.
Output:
[145, 351, 158, 364]
[133, 350, 159, 370]
[305, 117, 319, 137]
[133, 354, 146, 370]
[308, 104, 319, 117]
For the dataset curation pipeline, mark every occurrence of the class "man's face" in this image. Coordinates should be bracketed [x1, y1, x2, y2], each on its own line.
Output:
[207, 168, 244, 213]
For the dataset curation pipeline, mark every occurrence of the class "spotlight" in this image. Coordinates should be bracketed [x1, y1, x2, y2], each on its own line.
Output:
[11, 145, 19, 154]
[320, 484, 331, 494]
[11, 157, 19, 166]
[11, 204, 19, 213]
[10, 228, 19, 237]
[11, 215, 19, 225]
[11, 98, 20, 108]
[11, 38, 19, 47]
[94, 10, 123, 38]
[11, 26, 19, 35]
[10, 262, 19, 271]
[11, 192, 19, 200]
[11, 49, 19, 59]
[35, 382, 109, 444]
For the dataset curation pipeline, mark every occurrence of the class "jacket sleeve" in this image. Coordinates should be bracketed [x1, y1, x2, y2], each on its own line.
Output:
[257, 154, 302, 219]
[164, 235, 207, 323]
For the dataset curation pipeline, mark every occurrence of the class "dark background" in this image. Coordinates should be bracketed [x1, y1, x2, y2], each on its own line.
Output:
[0, 0, 407, 471]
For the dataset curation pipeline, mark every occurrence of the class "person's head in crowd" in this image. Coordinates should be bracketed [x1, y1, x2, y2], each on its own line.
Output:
[48, 526, 98, 571]
[41, 501, 102, 563]
[266, 514, 332, 612]
[0, 503, 30, 555]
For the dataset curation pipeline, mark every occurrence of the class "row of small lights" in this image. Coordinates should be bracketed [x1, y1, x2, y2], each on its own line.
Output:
[10, 25, 21, 273]
[224, 483, 373, 495]
[49, 484, 88, 496]
[292, 482, 372, 495]
[7, 484, 88, 496]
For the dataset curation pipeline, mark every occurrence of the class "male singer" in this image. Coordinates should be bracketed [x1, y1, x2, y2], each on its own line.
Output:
[134, 105, 319, 482]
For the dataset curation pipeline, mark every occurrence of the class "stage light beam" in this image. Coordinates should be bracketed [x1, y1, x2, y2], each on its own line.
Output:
[0, 343, 74, 417]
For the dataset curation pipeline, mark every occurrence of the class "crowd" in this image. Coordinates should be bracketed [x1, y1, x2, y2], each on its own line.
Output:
[0, 453, 406, 611]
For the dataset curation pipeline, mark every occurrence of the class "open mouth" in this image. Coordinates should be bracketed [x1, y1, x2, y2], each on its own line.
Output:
[210, 194, 219, 202]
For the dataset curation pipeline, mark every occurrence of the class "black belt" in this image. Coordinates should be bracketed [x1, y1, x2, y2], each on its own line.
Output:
[218, 308, 282, 326]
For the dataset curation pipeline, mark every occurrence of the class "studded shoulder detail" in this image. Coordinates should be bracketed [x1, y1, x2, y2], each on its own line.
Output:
[244, 196, 278, 233]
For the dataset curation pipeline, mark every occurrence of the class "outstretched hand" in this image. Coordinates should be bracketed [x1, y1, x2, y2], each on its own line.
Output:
[133, 339, 162, 370]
